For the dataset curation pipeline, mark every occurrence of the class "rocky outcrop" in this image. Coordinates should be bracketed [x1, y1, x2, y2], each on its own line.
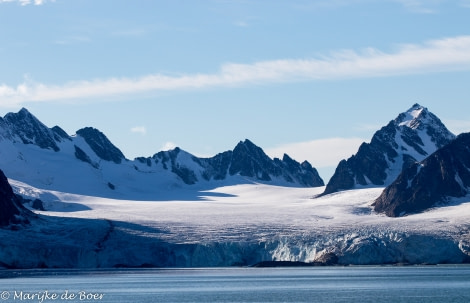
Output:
[374, 133, 470, 217]
[0, 169, 29, 227]
[1, 108, 63, 151]
[322, 104, 455, 195]
[76, 127, 126, 164]
[227, 140, 323, 186]
[151, 140, 324, 186]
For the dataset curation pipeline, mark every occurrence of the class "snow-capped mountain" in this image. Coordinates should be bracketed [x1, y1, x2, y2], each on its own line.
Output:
[322, 104, 455, 195]
[374, 132, 470, 217]
[0, 108, 323, 200]
[2, 106, 470, 269]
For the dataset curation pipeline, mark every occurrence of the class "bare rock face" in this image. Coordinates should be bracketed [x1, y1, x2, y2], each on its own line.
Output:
[1, 108, 65, 152]
[153, 140, 324, 186]
[374, 132, 470, 217]
[227, 139, 324, 186]
[0, 169, 29, 227]
[322, 104, 455, 195]
[76, 127, 126, 164]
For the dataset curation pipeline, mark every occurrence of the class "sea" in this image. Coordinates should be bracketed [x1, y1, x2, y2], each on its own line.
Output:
[1, 265, 470, 303]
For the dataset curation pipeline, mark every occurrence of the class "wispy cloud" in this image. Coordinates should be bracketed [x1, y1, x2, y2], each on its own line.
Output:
[234, 21, 249, 27]
[295, 0, 458, 13]
[0, 0, 51, 5]
[354, 123, 384, 132]
[1, 35, 470, 107]
[443, 119, 470, 135]
[130, 126, 147, 135]
[54, 36, 91, 45]
[393, 0, 440, 13]
[160, 142, 177, 151]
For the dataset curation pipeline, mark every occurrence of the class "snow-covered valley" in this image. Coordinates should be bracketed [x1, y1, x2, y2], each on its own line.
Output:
[2, 181, 470, 268]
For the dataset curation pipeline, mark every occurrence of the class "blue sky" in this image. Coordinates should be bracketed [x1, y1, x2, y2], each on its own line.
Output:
[1, 0, 470, 181]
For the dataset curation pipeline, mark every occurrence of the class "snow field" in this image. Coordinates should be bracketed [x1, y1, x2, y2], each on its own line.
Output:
[3, 180, 470, 268]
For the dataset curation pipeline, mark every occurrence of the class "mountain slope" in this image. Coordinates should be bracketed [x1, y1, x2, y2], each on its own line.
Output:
[374, 132, 470, 217]
[0, 107, 65, 152]
[0, 169, 30, 227]
[0, 108, 323, 201]
[322, 104, 455, 195]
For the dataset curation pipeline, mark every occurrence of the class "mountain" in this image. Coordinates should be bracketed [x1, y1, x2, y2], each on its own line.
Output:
[0, 107, 64, 152]
[374, 132, 470, 217]
[134, 139, 323, 187]
[0, 169, 29, 227]
[195, 139, 323, 187]
[3, 107, 470, 269]
[0, 108, 323, 200]
[322, 104, 455, 195]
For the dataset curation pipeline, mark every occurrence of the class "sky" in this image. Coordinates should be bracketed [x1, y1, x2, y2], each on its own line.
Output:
[0, 0, 470, 181]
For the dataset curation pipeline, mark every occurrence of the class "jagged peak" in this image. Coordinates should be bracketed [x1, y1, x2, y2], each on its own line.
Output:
[232, 139, 266, 156]
[51, 125, 70, 140]
[395, 103, 429, 129]
[76, 127, 125, 164]
[235, 139, 256, 148]
[18, 107, 32, 114]
[5, 107, 39, 123]
[282, 153, 294, 162]
[3, 107, 61, 151]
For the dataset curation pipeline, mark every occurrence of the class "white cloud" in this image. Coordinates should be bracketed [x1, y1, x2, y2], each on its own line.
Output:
[442, 119, 470, 135]
[294, 0, 447, 13]
[354, 123, 384, 132]
[160, 142, 177, 151]
[393, 0, 439, 13]
[130, 126, 147, 135]
[1, 35, 470, 107]
[54, 36, 91, 45]
[234, 21, 249, 27]
[265, 137, 365, 168]
[0, 0, 50, 5]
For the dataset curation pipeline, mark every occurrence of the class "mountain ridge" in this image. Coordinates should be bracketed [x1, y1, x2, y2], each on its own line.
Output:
[0, 108, 323, 201]
[374, 132, 470, 217]
[322, 103, 455, 196]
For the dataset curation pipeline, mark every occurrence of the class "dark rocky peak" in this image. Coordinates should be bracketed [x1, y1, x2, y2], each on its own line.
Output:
[2, 108, 61, 151]
[153, 147, 185, 166]
[374, 132, 470, 217]
[227, 139, 324, 186]
[194, 142, 324, 187]
[281, 153, 297, 165]
[394, 103, 426, 127]
[322, 104, 455, 196]
[152, 147, 199, 185]
[232, 139, 267, 159]
[51, 125, 71, 141]
[277, 154, 324, 187]
[198, 150, 233, 181]
[76, 127, 125, 164]
[0, 169, 29, 227]
[393, 103, 454, 149]
[229, 139, 279, 180]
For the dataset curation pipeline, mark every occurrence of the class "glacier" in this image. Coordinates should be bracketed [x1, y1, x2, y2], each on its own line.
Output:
[1, 106, 470, 268]
[2, 181, 470, 268]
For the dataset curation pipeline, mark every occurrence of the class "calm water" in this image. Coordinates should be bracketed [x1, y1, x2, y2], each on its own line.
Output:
[1, 266, 470, 302]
